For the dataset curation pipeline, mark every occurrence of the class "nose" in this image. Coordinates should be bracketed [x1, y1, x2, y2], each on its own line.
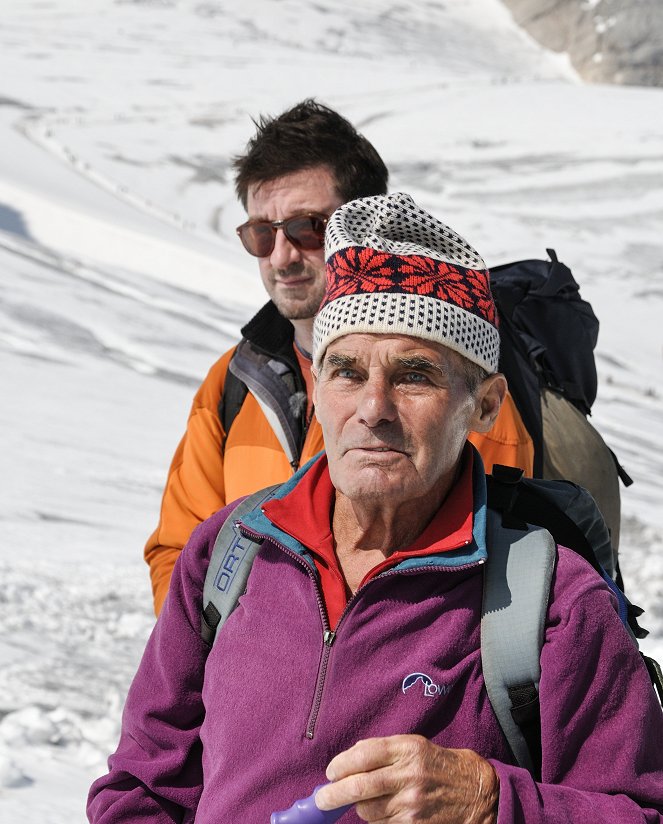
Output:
[356, 375, 398, 428]
[268, 226, 302, 270]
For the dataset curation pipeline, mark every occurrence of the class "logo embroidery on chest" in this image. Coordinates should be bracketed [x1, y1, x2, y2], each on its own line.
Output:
[402, 672, 451, 698]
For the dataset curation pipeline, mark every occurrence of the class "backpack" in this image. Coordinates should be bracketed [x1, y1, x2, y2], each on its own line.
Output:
[200, 465, 662, 779]
[490, 250, 632, 563]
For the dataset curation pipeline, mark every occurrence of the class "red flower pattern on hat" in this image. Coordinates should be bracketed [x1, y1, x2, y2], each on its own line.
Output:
[324, 247, 497, 326]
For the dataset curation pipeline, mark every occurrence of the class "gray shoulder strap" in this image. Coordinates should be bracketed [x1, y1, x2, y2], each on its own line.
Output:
[201, 485, 280, 646]
[481, 508, 556, 772]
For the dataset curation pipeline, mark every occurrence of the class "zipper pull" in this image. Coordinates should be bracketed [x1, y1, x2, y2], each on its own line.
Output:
[323, 630, 336, 647]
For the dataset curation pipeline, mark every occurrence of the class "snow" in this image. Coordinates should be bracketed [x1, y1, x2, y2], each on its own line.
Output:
[0, 1, 661, 820]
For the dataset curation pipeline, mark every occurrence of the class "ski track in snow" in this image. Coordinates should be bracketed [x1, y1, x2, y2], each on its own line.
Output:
[1, 1, 662, 820]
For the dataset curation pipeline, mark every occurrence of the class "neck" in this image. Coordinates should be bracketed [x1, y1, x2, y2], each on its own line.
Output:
[290, 317, 314, 356]
[330, 488, 449, 595]
[332, 484, 449, 557]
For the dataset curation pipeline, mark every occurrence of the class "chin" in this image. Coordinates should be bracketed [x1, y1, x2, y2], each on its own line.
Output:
[276, 298, 323, 321]
[339, 470, 411, 502]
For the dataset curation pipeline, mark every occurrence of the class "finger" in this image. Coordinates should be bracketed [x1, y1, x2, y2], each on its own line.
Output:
[326, 735, 416, 781]
[315, 769, 394, 811]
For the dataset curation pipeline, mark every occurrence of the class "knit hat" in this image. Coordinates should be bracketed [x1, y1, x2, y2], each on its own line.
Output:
[312, 192, 499, 374]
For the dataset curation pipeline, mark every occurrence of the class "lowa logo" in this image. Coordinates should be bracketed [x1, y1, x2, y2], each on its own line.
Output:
[401, 672, 451, 698]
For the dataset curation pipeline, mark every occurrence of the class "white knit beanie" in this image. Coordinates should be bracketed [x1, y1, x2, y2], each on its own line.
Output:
[312, 192, 499, 373]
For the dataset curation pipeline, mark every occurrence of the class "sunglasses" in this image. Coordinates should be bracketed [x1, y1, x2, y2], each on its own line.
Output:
[236, 213, 328, 258]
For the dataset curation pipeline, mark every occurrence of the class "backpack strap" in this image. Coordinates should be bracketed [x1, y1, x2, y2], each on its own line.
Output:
[218, 365, 248, 448]
[220, 341, 308, 469]
[643, 656, 663, 706]
[481, 508, 556, 778]
[201, 485, 280, 646]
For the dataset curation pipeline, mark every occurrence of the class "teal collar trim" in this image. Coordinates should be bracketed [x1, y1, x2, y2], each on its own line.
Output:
[240, 447, 489, 572]
[239, 453, 324, 566]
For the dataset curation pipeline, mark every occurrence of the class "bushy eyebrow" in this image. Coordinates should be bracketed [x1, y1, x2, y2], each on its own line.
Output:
[397, 356, 445, 375]
[325, 352, 356, 369]
[323, 352, 448, 378]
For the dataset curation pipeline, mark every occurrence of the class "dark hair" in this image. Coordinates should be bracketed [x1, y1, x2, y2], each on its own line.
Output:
[233, 99, 388, 208]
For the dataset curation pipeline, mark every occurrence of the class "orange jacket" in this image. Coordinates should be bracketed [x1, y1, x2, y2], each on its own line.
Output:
[145, 307, 533, 615]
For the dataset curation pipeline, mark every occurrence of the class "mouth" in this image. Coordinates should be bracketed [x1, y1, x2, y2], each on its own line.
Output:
[350, 446, 405, 456]
[275, 275, 314, 287]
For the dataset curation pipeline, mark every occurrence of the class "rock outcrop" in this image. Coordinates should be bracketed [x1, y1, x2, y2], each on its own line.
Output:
[501, 0, 663, 86]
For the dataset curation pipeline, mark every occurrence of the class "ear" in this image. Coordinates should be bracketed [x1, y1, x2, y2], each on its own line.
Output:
[469, 373, 508, 433]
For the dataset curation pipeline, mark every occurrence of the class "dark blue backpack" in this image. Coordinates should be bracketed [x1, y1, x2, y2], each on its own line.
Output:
[490, 249, 631, 481]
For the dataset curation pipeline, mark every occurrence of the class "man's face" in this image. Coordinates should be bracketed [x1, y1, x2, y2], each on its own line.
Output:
[313, 334, 493, 509]
[246, 166, 344, 322]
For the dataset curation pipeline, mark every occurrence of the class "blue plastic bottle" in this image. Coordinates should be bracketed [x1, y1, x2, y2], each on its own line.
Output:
[270, 784, 352, 824]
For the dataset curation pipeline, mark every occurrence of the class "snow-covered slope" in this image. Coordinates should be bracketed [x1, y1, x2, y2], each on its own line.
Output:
[1, 1, 662, 821]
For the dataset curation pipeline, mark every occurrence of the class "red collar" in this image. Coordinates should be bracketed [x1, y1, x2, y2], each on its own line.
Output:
[263, 447, 475, 628]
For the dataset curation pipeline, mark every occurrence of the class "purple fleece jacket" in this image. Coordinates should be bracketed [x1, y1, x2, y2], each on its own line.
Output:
[88, 457, 663, 823]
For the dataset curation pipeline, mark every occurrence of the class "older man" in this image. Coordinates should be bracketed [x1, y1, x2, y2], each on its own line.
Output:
[88, 194, 662, 823]
[144, 100, 534, 615]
